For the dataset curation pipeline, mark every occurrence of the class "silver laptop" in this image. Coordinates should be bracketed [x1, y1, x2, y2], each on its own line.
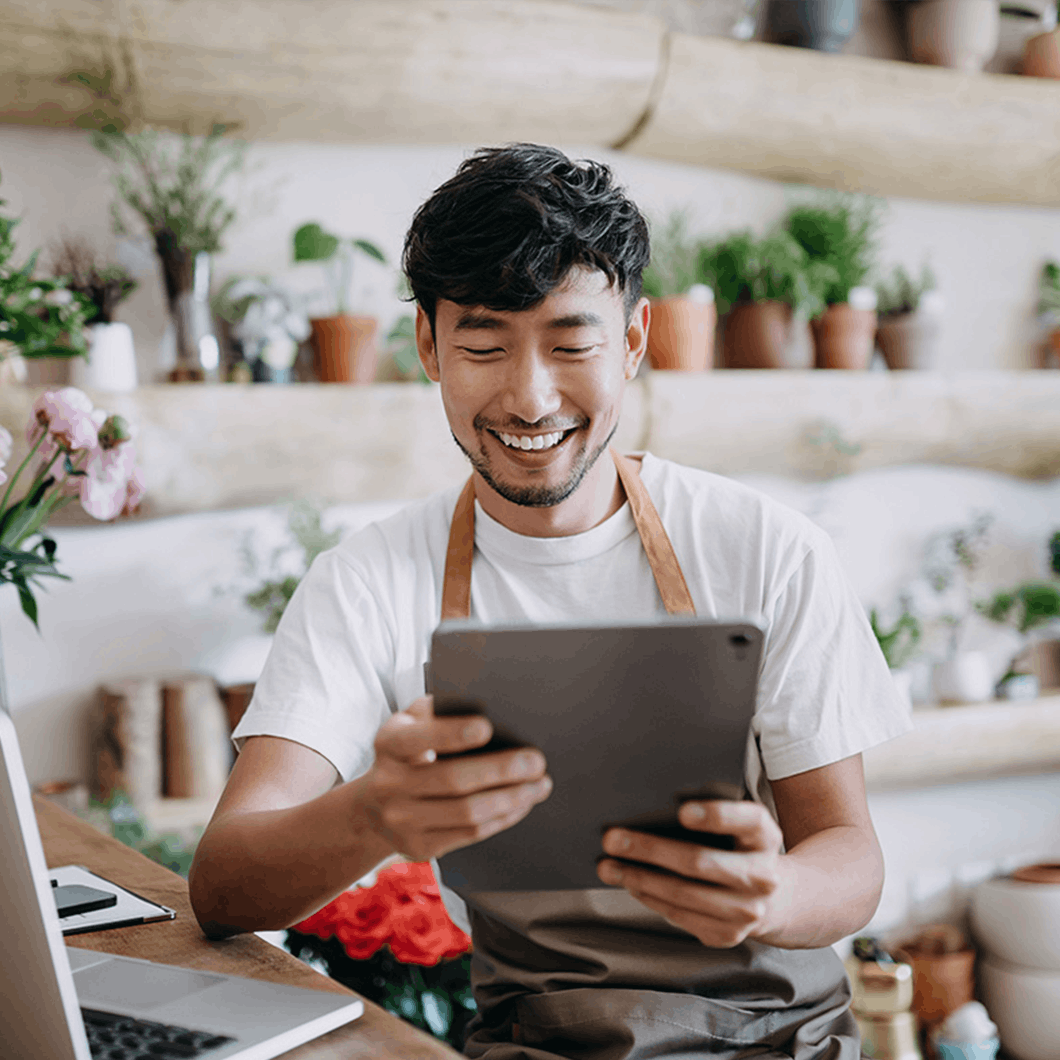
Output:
[0, 709, 363, 1060]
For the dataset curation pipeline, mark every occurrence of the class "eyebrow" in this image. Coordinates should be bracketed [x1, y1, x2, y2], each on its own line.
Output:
[452, 310, 605, 331]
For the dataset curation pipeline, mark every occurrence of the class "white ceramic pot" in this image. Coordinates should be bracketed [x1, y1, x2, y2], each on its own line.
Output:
[971, 871, 1060, 971]
[908, 0, 1001, 73]
[933, 651, 995, 703]
[977, 955, 1060, 1060]
[70, 322, 138, 392]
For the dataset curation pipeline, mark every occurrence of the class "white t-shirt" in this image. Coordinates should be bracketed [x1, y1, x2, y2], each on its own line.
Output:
[233, 453, 913, 931]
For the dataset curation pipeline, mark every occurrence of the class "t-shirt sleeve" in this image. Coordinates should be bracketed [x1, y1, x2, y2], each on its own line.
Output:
[753, 527, 915, 781]
[230, 547, 396, 783]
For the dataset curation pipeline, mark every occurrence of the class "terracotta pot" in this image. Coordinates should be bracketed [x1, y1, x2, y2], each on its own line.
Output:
[1023, 29, 1060, 78]
[876, 311, 940, 370]
[895, 926, 977, 1034]
[908, 0, 1000, 73]
[646, 296, 716, 371]
[309, 314, 378, 383]
[811, 303, 877, 369]
[22, 356, 74, 386]
[722, 301, 793, 369]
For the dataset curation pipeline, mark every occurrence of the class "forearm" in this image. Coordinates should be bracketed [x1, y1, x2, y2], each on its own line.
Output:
[188, 776, 395, 937]
[757, 824, 884, 950]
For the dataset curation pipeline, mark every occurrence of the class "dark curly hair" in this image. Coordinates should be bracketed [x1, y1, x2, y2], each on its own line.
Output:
[403, 144, 651, 327]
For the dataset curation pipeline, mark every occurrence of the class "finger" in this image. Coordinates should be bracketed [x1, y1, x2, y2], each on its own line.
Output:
[600, 828, 777, 895]
[384, 775, 553, 832]
[377, 708, 493, 762]
[595, 858, 767, 927]
[618, 887, 757, 949]
[415, 747, 547, 798]
[678, 800, 783, 853]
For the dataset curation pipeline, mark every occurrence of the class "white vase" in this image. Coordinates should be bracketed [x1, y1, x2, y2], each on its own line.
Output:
[70, 322, 138, 392]
[908, 0, 1001, 73]
[933, 651, 995, 704]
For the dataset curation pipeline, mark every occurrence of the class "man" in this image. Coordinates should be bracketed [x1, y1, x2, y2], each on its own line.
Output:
[190, 144, 912, 1059]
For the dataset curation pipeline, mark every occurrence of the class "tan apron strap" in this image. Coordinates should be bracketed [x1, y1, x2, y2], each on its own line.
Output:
[440, 477, 476, 622]
[440, 453, 697, 621]
[610, 448, 696, 616]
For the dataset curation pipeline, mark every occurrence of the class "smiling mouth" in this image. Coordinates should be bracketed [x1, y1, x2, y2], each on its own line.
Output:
[488, 427, 577, 452]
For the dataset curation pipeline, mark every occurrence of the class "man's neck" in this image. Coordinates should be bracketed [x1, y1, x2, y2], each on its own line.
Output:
[472, 455, 627, 538]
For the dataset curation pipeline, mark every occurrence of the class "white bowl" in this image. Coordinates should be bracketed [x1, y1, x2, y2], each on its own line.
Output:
[978, 956, 1060, 1060]
[971, 875, 1060, 971]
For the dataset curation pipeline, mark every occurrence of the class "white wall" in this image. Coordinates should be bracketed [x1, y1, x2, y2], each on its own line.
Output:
[2, 125, 1059, 381]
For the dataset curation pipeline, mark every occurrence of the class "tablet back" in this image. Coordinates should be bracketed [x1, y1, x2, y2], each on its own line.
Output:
[430, 617, 763, 893]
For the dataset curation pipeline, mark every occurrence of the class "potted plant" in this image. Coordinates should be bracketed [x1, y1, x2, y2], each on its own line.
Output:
[907, 0, 1001, 72]
[700, 229, 836, 369]
[1023, 2, 1060, 77]
[0, 188, 94, 386]
[212, 276, 310, 384]
[870, 605, 923, 707]
[786, 197, 882, 369]
[93, 125, 246, 382]
[1037, 260, 1060, 367]
[293, 222, 386, 384]
[641, 211, 716, 371]
[874, 263, 941, 370]
[49, 236, 138, 391]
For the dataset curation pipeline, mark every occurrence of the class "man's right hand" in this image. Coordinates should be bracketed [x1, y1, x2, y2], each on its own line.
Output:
[358, 695, 552, 862]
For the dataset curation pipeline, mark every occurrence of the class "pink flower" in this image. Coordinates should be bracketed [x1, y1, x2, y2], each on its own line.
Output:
[80, 442, 136, 521]
[122, 464, 145, 516]
[29, 387, 98, 454]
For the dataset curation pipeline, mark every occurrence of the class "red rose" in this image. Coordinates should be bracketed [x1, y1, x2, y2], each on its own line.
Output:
[334, 887, 396, 961]
[387, 898, 459, 966]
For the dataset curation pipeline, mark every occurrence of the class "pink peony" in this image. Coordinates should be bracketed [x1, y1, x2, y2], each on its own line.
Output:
[122, 464, 145, 516]
[79, 442, 136, 521]
[29, 387, 98, 454]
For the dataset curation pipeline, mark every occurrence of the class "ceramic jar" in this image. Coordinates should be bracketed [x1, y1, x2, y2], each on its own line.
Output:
[811, 303, 877, 370]
[70, 322, 138, 392]
[309, 314, 378, 383]
[722, 301, 794, 369]
[908, 0, 1001, 73]
[646, 290, 716, 371]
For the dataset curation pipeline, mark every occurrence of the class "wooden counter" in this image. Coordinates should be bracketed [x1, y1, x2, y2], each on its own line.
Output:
[36, 795, 460, 1060]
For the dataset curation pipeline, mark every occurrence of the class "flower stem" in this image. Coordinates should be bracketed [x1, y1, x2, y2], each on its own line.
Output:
[0, 429, 46, 516]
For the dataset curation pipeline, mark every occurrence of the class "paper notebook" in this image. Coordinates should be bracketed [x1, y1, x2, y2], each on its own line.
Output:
[48, 864, 175, 935]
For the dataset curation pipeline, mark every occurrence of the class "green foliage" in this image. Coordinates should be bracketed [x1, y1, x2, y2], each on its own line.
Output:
[1038, 260, 1060, 319]
[386, 313, 429, 382]
[870, 609, 922, 670]
[0, 192, 93, 360]
[642, 210, 702, 299]
[697, 229, 837, 318]
[292, 223, 386, 315]
[979, 582, 1060, 635]
[876, 263, 937, 318]
[784, 196, 882, 306]
[1050, 530, 1060, 576]
[243, 501, 344, 633]
[285, 933, 476, 1048]
[92, 126, 246, 255]
[88, 789, 198, 877]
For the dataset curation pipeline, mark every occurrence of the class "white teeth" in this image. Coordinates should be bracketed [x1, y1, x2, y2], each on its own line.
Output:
[497, 430, 566, 451]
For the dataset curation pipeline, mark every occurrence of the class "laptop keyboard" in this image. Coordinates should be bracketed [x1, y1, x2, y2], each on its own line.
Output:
[81, 1008, 235, 1058]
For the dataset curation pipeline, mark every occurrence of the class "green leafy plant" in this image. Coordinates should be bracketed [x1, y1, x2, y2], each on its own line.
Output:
[0, 190, 94, 361]
[642, 210, 703, 299]
[385, 313, 429, 382]
[92, 126, 246, 308]
[698, 229, 837, 318]
[49, 235, 137, 325]
[1050, 530, 1060, 575]
[785, 196, 883, 306]
[979, 582, 1060, 635]
[875, 263, 937, 318]
[242, 501, 344, 633]
[1038, 261, 1060, 320]
[292, 223, 386, 316]
[870, 609, 922, 670]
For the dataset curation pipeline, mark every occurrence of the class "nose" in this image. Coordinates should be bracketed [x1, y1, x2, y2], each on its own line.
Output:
[500, 351, 562, 424]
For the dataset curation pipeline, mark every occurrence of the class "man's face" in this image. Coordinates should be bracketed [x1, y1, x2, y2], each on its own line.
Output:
[417, 268, 648, 517]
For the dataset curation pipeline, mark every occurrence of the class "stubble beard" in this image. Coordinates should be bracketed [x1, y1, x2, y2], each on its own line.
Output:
[453, 416, 617, 508]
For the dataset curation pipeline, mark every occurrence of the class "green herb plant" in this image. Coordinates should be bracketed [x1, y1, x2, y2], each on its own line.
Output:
[784, 195, 883, 306]
[1038, 261, 1060, 321]
[642, 210, 703, 299]
[242, 501, 345, 634]
[869, 609, 922, 670]
[875, 263, 937, 318]
[698, 229, 837, 318]
[293, 223, 386, 316]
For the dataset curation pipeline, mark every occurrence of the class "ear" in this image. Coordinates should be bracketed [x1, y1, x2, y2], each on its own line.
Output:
[416, 305, 440, 382]
[624, 296, 650, 380]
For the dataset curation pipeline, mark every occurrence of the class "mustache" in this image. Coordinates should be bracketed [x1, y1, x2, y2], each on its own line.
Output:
[474, 414, 589, 433]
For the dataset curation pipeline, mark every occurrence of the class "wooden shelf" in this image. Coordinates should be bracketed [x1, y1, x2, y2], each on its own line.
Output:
[863, 693, 1060, 790]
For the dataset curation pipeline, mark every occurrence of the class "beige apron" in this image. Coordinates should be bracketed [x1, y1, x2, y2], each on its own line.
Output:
[440, 448, 859, 1059]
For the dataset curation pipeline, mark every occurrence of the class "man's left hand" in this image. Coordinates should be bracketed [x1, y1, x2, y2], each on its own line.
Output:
[596, 800, 793, 948]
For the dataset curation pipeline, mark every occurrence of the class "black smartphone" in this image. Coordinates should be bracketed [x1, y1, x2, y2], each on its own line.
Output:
[52, 883, 118, 918]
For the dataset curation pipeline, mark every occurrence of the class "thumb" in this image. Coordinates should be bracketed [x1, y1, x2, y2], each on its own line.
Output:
[402, 694, 435, 720]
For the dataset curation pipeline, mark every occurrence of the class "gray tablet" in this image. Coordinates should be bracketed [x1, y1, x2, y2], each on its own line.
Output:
[430, 616, 763, 894]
